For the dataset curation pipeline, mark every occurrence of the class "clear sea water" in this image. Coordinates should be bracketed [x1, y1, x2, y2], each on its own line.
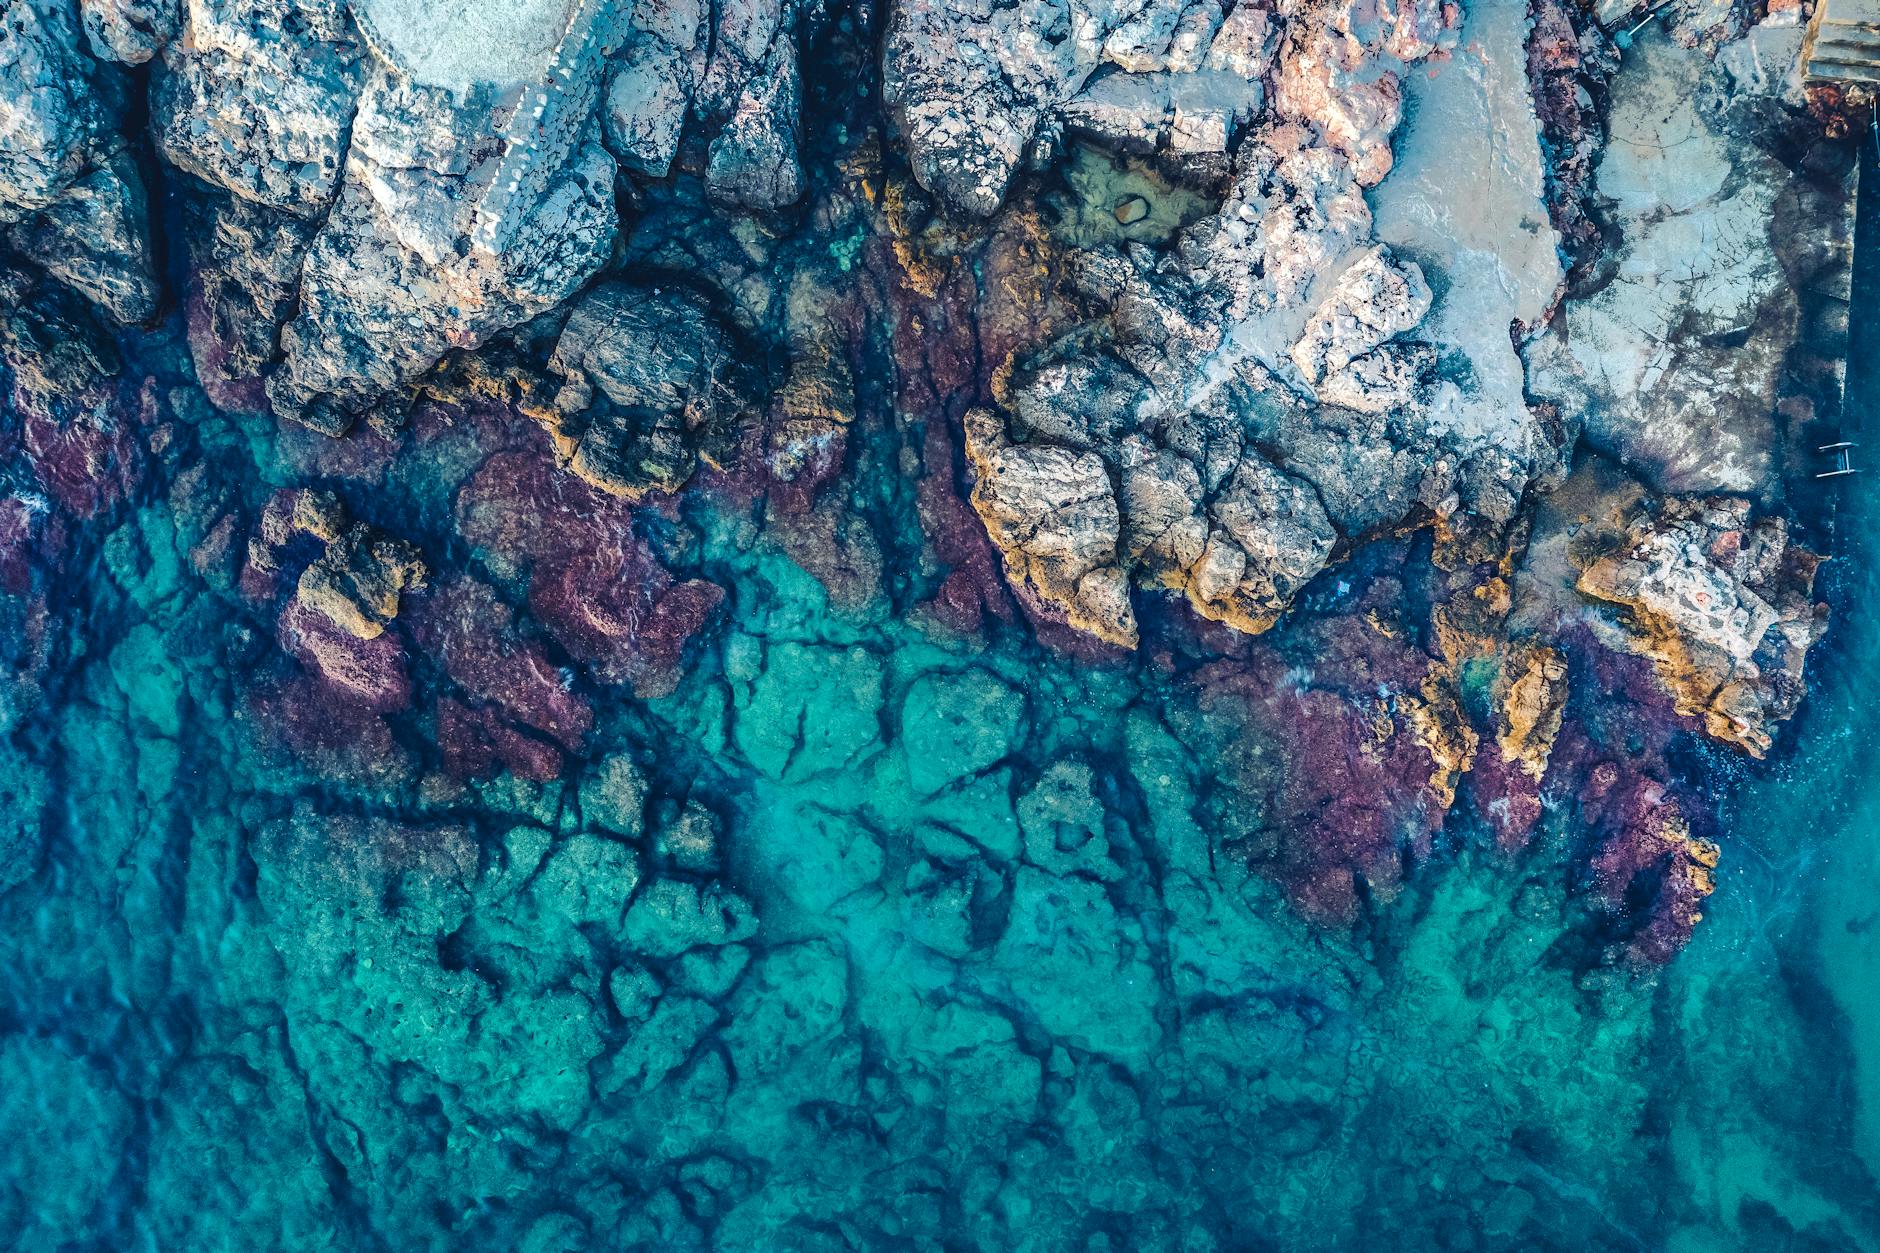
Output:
[0, 120, 1877, 1253]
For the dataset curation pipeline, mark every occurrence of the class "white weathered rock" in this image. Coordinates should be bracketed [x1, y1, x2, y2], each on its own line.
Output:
[1288, 245, 1430, 384]
[965, 0, 1584, 643]
[1578, 496, 1825, 757]
[883, 0, 1285, 217]
[1527, 27, 1850, 499]
[266, 62, 619, 430]
[1370, 0, 1564, 465]
[152, 0, 363, 217]
[78, 0, 181, 63]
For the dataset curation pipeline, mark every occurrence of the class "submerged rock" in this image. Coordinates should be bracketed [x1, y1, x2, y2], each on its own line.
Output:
[293, 522, 426, 640]
[455, 447, 723, 697]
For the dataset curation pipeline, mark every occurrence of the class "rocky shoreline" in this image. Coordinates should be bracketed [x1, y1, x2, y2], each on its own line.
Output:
[0, 0, 1876, 1246]
[0, 0, 1860, 958]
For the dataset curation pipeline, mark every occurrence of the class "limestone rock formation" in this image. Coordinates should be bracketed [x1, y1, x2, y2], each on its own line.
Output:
[1577, 496, 1824, 757]
[151, 0, 361, 217]
[539, 282, 761, 499]
[182, 192, 318, 398]
[151, 0, 626, 431]
[1492, 642, 1569, 783]
[883, 0, 1268, 217]
[964, 407, 1136, 647]
[1288, 244, 1431, 385]
[77, 0, 181, 64]
[1, 0, 159, 323]
[266, 71, 619, 432]
[0, 0, 1876, 1236]
[603, 0, 809, 208]
[883, 0, 1451, 219]
[972, 108, 1526, 639]
[246, 488, 427, 639]
[1527, 23, 1854, 500]
[295, 524, 427, 640]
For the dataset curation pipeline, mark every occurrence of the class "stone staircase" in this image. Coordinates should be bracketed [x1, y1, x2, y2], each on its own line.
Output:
[1805, 0, 1880, 87]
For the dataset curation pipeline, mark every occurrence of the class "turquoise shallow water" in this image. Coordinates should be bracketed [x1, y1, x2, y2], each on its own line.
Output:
[0, 127, 1877, 1253]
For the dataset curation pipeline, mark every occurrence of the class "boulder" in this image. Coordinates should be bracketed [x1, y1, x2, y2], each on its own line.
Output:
[541, 283, 761, 499]
[1577, 496, 1825, 757]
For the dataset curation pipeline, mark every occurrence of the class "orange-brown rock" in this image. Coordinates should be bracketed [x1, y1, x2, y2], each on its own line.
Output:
[1403, 671, 1479, 808]
[1493, 642, 1568, 782]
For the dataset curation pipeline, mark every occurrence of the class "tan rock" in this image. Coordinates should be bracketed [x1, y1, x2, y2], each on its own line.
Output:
[1576, 496, 1825, 756]
[296, 526, 428, 640]
[1404, 671, 1479, 808]
[964, 409, 1138, 647]
[1493, 642, 1568, 781]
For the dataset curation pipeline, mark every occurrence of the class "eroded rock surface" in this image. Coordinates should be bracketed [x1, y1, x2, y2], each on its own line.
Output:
[882, 0, 1446, 217]
[1, 0, 158, 322]
[1527, 23, 1854, 500]
[964, 0, 1561, 642]
[1578, 496, 1824, 757]
[0, 4, 1870, 1248]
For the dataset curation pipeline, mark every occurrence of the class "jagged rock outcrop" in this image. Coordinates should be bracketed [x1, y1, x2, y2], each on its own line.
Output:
[947, 0, 1582, 647]
[1577, 496, 1824, 757]
[882, 0, 1451, 219]
[1288, 244, 1431, 384]
[973, 114, 1523, 638]
[266, 59, 620, 432]
[8, 151, 158, 324]
[538, 282, 762, 499]
[1, 0, 159, 323]
[78, 0, 181, 64]
[964, 408, 1136, 647]
[882, 0, 1269, 217]
[604, 0, 808, 208]
[295, 522, 427, 641]
[151, 0, 362, 216]
[182, 192, 317, 398]
[152, 0, 623, 431]
[1492, 641, 1568, 782]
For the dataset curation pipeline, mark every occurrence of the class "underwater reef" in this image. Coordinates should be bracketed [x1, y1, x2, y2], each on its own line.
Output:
[0, 0, 1878, 1248]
